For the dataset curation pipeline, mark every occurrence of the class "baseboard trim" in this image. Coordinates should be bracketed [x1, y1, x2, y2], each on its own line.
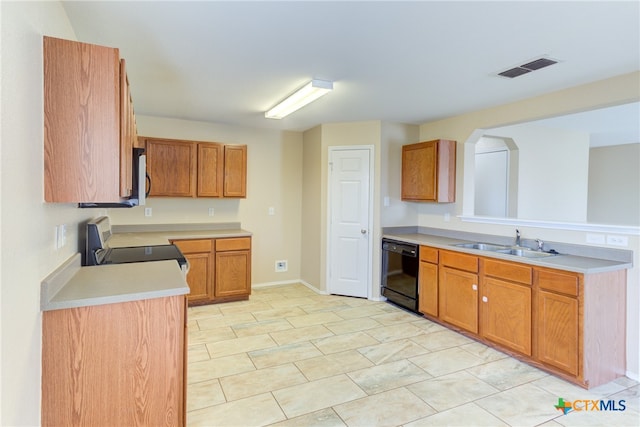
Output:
[251, 280, 327, 295]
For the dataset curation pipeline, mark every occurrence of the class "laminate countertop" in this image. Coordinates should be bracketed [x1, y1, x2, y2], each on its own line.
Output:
[384, 233, 633, 274]
[41, 253, 189, 311]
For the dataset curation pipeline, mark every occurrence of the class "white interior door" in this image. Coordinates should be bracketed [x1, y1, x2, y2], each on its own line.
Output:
[328, 147, 372, 298]
[475, 149, 508, 217]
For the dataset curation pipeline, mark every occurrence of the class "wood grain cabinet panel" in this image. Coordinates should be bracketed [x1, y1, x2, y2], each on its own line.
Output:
[481, 277, 532, 356]
[223, 145, 247, 198]
[142, 137, 246, 199]
[418, 246, 438, 317]
[44, 36, 134, 203]
[197, 143, 224, 197]
[537, 288, 579, 375]
[215, 238, 251, 298]
[146, 139, 197, 197]
[42, 296, 186, 426]
[172, 239, 214, 304]
[401, 139, 456, 203]
[439, 266, 478, 333]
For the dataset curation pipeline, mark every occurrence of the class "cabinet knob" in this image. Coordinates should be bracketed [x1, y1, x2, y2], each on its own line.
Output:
[482, 296, 488, 303]
[472, 284, 478, 291]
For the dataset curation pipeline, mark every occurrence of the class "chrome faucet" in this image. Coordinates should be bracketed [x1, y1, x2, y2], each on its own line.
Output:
[515, 229, 521, 247]
[535, 239, 544, 251]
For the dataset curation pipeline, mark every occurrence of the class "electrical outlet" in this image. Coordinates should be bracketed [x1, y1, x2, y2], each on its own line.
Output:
[54, 224, 67, 249]
[275, 260, 288, 272]
[208, 207, 215, 217]
[268, 207, 275, 216]
[606, 235, 628, 247]
[144, 207, 152, 217]
[586, 234, 606, 244]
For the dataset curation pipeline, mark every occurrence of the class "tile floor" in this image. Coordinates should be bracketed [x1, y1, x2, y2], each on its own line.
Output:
[186, 283, 640, 427]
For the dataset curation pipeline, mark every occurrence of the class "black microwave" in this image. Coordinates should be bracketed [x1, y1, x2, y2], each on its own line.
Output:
[79, 148, 148, 208]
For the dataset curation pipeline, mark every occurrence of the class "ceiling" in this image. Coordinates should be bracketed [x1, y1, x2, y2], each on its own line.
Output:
[61, 1, 639, 133]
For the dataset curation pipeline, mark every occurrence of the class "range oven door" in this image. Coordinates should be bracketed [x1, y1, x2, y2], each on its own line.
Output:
[381, 239, 419, 312]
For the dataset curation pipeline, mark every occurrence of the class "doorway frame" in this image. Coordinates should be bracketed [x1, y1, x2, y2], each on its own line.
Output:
[326, 145, 375, 299]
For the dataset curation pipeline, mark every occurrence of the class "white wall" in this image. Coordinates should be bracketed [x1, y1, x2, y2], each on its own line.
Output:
[588, 143, 640, 226]
[0, 2, 104, 425]
[107, 115, 304, 286]
[487, 124, 590, 222]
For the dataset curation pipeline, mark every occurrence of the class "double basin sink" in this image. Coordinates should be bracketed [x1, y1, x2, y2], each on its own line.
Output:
[453, 242, 559, 258]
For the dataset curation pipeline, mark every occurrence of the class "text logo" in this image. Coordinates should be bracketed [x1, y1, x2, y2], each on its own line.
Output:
[554, 397, 626, 415]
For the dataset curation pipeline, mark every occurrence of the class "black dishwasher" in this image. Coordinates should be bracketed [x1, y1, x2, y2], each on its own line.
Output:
[381, 239, 419, 312]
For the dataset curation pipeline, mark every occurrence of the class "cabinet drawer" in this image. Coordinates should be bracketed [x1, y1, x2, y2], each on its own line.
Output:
[216, 237, 251, 252]
[420, 246, 438, 264]
[483, 258, 532, 285]
[173, 239, 212, 254]
[441, 250, 478, 273]
[536, 269, 579, 296]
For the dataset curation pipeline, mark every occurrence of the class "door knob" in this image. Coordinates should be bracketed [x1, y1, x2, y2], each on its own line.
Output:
[361, 229, 367, 234]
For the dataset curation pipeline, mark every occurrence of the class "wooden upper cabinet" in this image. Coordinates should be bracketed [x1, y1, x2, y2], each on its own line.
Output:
[197, 143, 224, 197]
[44, 36, 132, 203]
[142, 137, 246, 198]
[119, 59, 137, 197]
[145, 138, 197, 197]
[223, 145, 247, 197]
[401, 139, 456, 203]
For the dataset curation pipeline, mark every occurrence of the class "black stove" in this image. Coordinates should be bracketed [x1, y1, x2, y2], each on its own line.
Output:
[95, 245, 187, 267]
[85, 216, 187, 271]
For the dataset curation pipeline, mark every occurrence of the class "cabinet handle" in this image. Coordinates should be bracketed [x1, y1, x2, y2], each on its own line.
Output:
[472, 284, 478, 291]
[482, 296, 488, 303]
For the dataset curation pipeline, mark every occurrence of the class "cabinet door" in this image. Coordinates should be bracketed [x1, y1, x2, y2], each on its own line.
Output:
[439, 266, 478, 333]
[402, 141, 437, 201]
[184, 252, 213, 303]
[223, 145, 247, 197]
[197, 143, 224, 197]
[481, 277, 532, 355]
[146, 139, 197, 197]
[44, 36, 121, 203]
[215, 250, 251, 298]
[537, 289, 579, 376]
[419, 261, 438, 317]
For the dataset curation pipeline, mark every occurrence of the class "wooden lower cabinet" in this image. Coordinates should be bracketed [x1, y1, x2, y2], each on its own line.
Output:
[537, 288, 579, 375]
[418, 246, 438, 317]
[215, 237, 251, 298]
[480, 258, 532, 356]
[42, 295, 186, 426]
[481, 277, 532, 356]
[173, 239, 214, 304]
[173, 237, 251, 305]
[438, 250, 479, 333]
[424, 248, 626, 388]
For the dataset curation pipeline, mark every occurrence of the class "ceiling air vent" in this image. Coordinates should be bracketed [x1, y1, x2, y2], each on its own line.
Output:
[498, 57, 558, 78]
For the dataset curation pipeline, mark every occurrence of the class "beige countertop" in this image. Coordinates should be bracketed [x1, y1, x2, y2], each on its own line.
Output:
[107, 228, 252, 248]
[41, 253, 189, 311]
[383, 233, 632, 274]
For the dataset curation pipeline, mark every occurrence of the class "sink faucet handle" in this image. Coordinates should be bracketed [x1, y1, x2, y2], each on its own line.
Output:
[515, 229, 521, 246]
[535, 239, 544, 251]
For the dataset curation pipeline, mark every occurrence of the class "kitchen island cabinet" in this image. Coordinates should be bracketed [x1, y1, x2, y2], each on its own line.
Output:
[42, 295, 186, 426]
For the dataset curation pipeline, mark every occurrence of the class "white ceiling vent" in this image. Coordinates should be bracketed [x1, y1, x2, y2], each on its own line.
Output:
[498, 57, 558, 78]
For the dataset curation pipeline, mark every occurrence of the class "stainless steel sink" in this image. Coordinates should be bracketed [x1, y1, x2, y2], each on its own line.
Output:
[453, 242, 558, 258]
[495, 248, 557, 258]
[454, 242, 511, 251]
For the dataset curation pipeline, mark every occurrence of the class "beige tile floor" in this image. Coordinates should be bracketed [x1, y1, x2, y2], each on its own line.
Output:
[187, 283, 640, 427]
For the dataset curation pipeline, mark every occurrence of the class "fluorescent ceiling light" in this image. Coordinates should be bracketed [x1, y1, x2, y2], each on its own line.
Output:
[265, 79, 333, 119]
